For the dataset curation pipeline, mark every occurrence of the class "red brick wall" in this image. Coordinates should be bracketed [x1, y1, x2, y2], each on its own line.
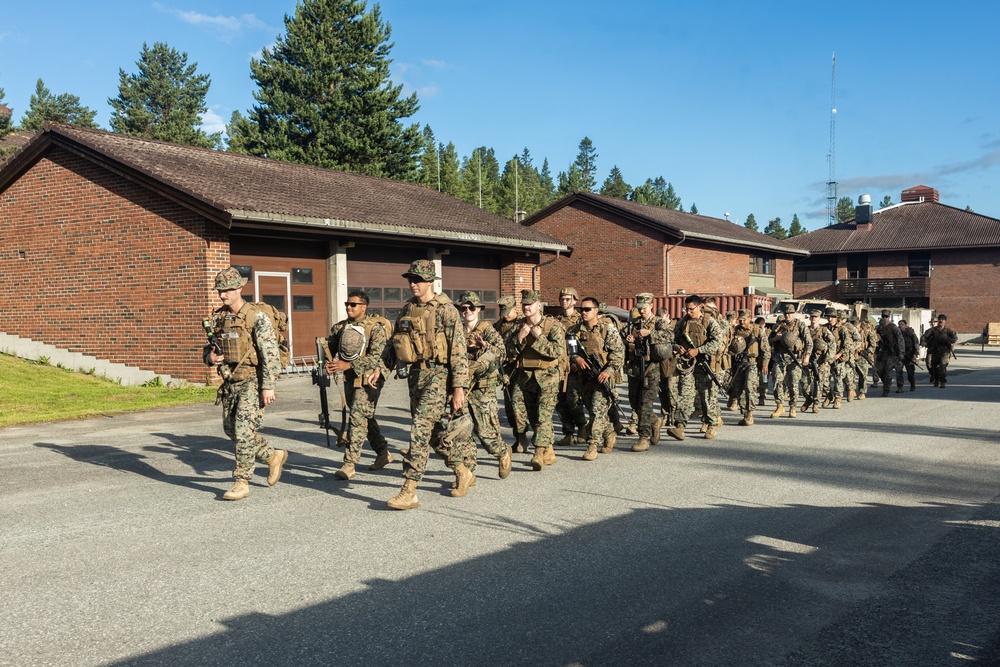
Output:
[500, 252, 537, 303]
[775, 258, 794, 293]
[0, 146, 225, 383]
[931, 248, 1000, 333]
[668, 242, 748, 294]
[868, 252, 908, 278]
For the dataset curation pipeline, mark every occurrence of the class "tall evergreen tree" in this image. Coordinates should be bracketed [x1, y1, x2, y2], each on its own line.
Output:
[109, 42, 219, 148]
[835, 195, 855, 224]
[0, 84, 12, 138]
[629, 176, 681, 210]
[764, 216, 788, 240]
[415, 124, 439, 189]
[599, 165, 631, 199]
[879, 195, 893, 209]
[538, 158, 556, 206]
[226, 110, 259, 152]
[788, 213, 806, 237]
[744, 213, 759, 232]
[556, 164, 584, 195]
[571, 136, 598, 192]
[689, 202, 699, 215]
[437, 141, 460, 197]
[21, 79, 98, 131]
[231, 0, 420, 178]
[458, 147, 501, 212]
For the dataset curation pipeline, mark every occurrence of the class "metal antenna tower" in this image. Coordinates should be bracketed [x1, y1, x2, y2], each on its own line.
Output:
[826, 52, 838, 226]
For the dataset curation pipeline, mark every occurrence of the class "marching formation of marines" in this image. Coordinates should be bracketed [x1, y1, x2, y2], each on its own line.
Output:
[203, 263, 961, 510]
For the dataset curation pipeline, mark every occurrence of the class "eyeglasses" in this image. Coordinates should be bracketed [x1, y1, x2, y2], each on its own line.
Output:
[344, 302, 365, 308]
[458, 305, 477, 312]
[580, 306, 596, 312]
[559, 296, 575, 301]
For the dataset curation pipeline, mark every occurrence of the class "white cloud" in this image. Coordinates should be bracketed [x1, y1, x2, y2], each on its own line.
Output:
[152, 3, 271, 41]
[421, 59, 452, 70]
[201, 107, 227, 134]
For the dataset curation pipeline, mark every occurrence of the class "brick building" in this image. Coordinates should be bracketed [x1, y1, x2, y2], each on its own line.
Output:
[0, 125, 566, 383]
[784, 186, 1000, 333]
[521, 191, 807, 306]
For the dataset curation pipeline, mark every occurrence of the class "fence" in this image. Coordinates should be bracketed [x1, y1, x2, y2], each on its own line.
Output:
[617, 294, 774, 320]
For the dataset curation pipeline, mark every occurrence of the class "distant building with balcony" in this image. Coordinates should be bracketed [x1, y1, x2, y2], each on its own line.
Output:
[783, 185, 1000, 333]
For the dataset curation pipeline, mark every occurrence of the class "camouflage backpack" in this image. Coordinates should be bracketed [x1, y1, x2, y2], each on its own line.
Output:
[248, 302, 291, 369]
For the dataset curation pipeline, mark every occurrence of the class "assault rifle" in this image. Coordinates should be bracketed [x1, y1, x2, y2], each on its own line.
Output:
[683, 334, 729, 397]
[625, 317, 649, 379]
[806, 357, 821, 402]
[201, 319, 231, 382]
[567, 334, 624, 424]
[312, 337, 333, 448]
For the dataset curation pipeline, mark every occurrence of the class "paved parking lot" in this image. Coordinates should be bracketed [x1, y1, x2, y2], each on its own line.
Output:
[2, 349, 999, 666]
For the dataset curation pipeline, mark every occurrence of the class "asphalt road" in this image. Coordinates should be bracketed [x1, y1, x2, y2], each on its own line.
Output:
[2, 351, 1000, 666]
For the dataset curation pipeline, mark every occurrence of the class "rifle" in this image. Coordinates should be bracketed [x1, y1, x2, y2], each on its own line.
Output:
[567, 334, 624, 424]
[625, 317, 648, 379]
[807, 357, 821, 402]
[202, 318, 232, 382]
[312, 337, 348, 448]
[683, 334, 729, 397]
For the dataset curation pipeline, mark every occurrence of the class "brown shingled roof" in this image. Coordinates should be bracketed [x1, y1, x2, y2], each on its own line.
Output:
[522, 191, 808, 257]
[782, 200, 1000, 253]
[0, 129, 32, 153]
[1, 124, 566, 252]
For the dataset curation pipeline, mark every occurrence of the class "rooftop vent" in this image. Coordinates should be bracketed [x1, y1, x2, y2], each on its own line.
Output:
[855, 194, 873, 228]
[901, 185, 939, 203]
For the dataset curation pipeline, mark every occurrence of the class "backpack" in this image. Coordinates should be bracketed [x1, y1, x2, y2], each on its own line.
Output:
[248, 302, 291, 369]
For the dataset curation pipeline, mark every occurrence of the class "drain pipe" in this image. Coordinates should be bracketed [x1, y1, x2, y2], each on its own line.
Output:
[532, 250, 562, 291]
[663, 233, 686, 297]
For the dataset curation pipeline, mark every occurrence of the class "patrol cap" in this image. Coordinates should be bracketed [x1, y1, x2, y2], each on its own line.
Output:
[497, 295, 516, 315]
[457, 291, 483, 308]
[520, 289, 541, 305]
[937, 313, 948, 321]
[810, 309, 822, 317]
[402, 259, 439, 282]
[824, 307, 838, 318]
[881, 309, 892, 318]
[214, 267, 247, 291]
[782, 304, 796, 314]
[559, 287, 579, 299]
[635, 292, 654, 307]
[737, 308, 750, 319]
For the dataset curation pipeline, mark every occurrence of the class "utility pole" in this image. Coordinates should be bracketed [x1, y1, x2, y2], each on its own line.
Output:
[826, 52, 838, 227]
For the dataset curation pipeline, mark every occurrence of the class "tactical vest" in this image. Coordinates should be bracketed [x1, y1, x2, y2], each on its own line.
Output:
[575, 321, 609, 367]
[730, 325, 760, 358]
[774, 319, 803, 354]
[392, 294, 451, 365]
[212, 302, 287, 381]
[678, 313, 712, 348]
[519, 316, 559, 369]
[466, 321, 499, 388]
[809, 325, 828, 353]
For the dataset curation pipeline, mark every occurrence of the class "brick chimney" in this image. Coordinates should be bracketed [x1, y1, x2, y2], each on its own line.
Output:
[901, 185, 939, 203]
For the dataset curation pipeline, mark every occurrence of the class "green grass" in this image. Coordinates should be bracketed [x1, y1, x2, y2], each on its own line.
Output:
[0, 354, 217, 427]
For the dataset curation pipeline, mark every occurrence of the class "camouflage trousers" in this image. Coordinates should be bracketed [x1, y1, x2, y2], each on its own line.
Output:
[402, 364, 475, 483]
[513, 366, 561, 450]
[556, 373, 587, 435]
[901, 359, 917, 386]
[729, 362, 759, 414]
[627, 373, 642, 426]
[659, 373, 680, 425]
[221, 378, 276, 481]
[582, 380, 614, 448]
[637, 364, 662, 438]
[875, 353, 901, 388]
[772, 353, 802, 405]
[854, 357, 873, 394]
[829, 360, 850, 399]
[802, 363, 830, 402]
[342, 375, 389, 465]
[928, 350, 950, 384]
[676, 368, 719, 426]
[757, 367, 769, 403]
[467, 383, 509, 471]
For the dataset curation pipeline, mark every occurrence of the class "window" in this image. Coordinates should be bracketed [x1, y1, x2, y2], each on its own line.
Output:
[749, 254, 775, 275]
[793, 256, 836, 283]
[292, 268, 313, 284]
[233, 265, 252, 279]
[262, 294, 285, 312]
[846, 254, 868, 280]
[292, 295, 314, 311]
[908, 252, 931, 278]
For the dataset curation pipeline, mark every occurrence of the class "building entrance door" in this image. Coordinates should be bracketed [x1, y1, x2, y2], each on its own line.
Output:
[255, 271, 293, 360]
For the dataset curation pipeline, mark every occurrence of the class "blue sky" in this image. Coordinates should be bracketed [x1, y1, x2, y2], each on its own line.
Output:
[2, 1, 998, 230]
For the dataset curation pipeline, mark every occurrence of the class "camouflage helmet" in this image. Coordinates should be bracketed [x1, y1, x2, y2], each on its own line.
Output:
[440, 407, 474, 449]
[782, 304, 796, 314]
[402, 259, 439, 282]
[457, 291, 483, 308]
[737, 308, 751, 319]
[214, 267, 247, 291]
[559, 287, 579, 299]
[338, 323, 367, 361]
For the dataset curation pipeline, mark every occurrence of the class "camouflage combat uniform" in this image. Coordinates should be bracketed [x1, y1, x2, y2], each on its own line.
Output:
[874, 316, 904, 394]
[769, 315, 813, 410]
[327, 313, 391, 467]
[494, 308, 526, 439]
[855, 319, 877, 396]
[900, 325, 920, 390]
[555, 308, 587, 440]
[632, 314, 674, 440]
[923, 321, 958, 387]
[673, 312, 724, 431]
[463, 315, 510, 471]
[804, 318, 836, 408]
[211, 301, 282, 481]
[727, 319, 765, 421]
[509, 312, 566, 454]
[828, 317, 855, 404]
[567, 315, 625, 459]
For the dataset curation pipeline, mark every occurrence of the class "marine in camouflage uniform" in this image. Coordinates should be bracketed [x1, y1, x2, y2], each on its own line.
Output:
[874, 309, 905, 397]
[922, 314, 958, 388]
[627, 293, 673, 451]
[493, 295, 527, 446]
[802, 310, 836, 413]
[457, 291, 512, 480]
[727, 309, 764, 425]
[854, 315, 877, 399]
[754, 317, 771, 407]
[508, 289, 566, 471]
[204, 267, 287, 501]
[768, 304, 813, 418]
[667, 295, 725, 440]
[567, 296, 625, 460]
[825, 309, 855, 408]
[898, 319, 920, 391]
[554, 287, 588, 445]
[325, 290, 393, 481]
[841, 311, 861, 401]
[386, 260, 474, 511]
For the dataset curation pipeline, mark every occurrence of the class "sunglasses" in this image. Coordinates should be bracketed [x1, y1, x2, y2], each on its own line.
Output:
[458, 305, 477, 312]
[344, 302, 365, 308]
[580, 306, 596, 312]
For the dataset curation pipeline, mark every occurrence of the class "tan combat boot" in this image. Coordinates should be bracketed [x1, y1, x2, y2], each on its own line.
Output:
[222, 479, 250, 501]
[788, 404, 797, 418]
[821, 397, 831, 408]
[631, 437, 651, 452]
[700, 422, 709, 433]
[667, 424, 686, 441]
[450, 464, 475, 498]
[857, 392, 866, 401]
[498, 446, 512, 479]
[738, 412, 754, 426]
[530, 447, 547, 471]
[582, 444, 598, 461]
[267, 449, 288, 486]
[705, 423, 718, 439]
[514, 433, 530, 453]
[651, 416, 665, 445]
[557, 433, 575, 446]
[368, 450, 394, 471]
[770, 402, 785, 418]
[727, 398, 738, 411]
[625, 420, 638, 435]
[600, 430, 617, 454]
[833, 396, 842, 409]
[811, 403, 819, 414]
[334, 461, 356, 480]
[387, 479, 419, 510]
[542, 446, 557, 466]
[847, 390, 855, 402]
[577, 423, 591, 443]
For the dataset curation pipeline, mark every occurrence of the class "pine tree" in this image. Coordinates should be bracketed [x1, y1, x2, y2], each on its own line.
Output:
[538, 158, 556, 206]
[225, 110, 259, 152]
[109, 42, 220, 148]
[744, 213, 759, 232]
[628, 176, 682, 210]
[556, 164, 584, 195]
[599, 165, 631, 199]
[689, 202, 698, 215]
[879, 195, 893, 209]
[231, 0, 420, 178]
[835, 196, 855, 224]
[415, 125, 439, 190]
[764, 216, 788, 239]
[458, 147, 501, 212]
[0, 84, 12, 138]
[788, 213, 806, 237]
[21, 79, 98, 131]
[571, 136, 598, 192]
[663, 181, 682, 210]
[438, 141, 460, 197]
